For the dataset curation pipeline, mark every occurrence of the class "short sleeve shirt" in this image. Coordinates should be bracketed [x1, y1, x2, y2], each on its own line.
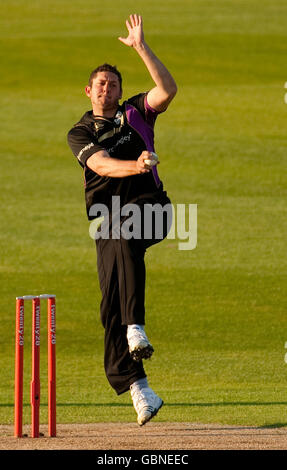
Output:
[67, 93, 164, 219]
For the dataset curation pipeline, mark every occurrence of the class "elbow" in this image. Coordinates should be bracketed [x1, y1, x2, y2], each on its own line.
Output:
[159, 83, 178, 110]
[171, 79, 178, 96]
[166, 73, 177, 95]
[170, 84, 177, 99]
[166, 81, 177, 101]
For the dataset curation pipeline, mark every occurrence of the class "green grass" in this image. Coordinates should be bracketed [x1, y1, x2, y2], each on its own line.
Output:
[0, 0, 287, 429]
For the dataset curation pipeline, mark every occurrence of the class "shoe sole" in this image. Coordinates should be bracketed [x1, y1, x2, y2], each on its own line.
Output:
[139, 399, 164, 426]
[129, 344, 154, 362]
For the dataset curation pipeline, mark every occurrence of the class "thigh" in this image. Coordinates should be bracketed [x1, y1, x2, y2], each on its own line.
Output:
[139, 193, 173, 250]
[96, 237, 118, 326]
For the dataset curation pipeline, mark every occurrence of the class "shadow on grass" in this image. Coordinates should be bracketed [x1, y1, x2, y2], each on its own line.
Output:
[2, 401, 287, 407]
[259, 423, 287, 429]
[56, 401, 287, 408]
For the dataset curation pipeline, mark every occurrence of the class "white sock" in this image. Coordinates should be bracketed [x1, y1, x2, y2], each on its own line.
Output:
[127, 324, 145, 333]
[130, 377, 149, 394]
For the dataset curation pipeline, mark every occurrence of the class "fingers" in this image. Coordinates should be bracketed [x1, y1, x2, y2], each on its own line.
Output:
[140, 150, 152, 160]
[128, 14, 142, 28]
[137, 151, 151, 173]
[129, 15, 135, 27]
[138, 150, 160, 173]
[138, 163, 150, 174]
[125, 19, 131, 33]
[119, 14, 143, 47]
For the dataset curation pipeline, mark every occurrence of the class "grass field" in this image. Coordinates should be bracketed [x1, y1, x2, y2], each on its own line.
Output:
[0, 0, 287, 430]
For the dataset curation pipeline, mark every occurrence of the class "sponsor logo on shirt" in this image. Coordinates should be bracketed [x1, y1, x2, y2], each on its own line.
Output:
[107, 133, 132, 154]
[77, 142, 95, 161]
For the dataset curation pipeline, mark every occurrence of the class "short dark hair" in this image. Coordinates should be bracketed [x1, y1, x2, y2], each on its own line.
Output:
[88, 63, 122, 90]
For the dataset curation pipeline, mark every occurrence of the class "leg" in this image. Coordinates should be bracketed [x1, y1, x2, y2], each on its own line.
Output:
[96, 237, 146, 395]
[115, 237, 146, 326]
[114, 193, 172, 360]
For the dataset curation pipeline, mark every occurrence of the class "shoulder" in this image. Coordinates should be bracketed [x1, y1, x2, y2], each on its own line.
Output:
[124, 93, 147, 114]
[67, 111, 94, 137]
[123, 92, 160, 128]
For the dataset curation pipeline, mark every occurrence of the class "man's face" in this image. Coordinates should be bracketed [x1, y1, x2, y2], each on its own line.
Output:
[85, 71, 122, 112]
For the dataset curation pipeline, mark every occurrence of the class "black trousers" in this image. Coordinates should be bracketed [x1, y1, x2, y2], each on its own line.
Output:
[95, 192, 172, 395]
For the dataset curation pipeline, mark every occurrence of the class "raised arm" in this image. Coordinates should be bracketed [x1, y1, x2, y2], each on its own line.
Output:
[118, 14, 177, 112]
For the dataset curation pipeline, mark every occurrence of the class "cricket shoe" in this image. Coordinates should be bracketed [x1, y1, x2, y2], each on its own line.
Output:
[131, 387, 164, 426]
[127, 325, 154, 362]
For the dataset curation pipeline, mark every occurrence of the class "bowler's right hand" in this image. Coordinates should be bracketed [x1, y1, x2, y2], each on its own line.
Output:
[136, 151, 158, 174]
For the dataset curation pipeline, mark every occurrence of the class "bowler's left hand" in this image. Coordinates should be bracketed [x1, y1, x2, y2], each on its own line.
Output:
[118, 14, 144, 49]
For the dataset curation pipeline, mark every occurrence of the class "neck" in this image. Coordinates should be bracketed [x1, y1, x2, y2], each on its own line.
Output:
[92, 103, 119, 118]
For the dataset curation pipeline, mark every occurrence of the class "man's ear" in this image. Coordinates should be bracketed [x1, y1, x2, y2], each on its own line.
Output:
[85, 86, 91, 98]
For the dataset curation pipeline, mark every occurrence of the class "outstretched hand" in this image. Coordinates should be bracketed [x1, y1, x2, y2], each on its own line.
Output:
[118, 14, 144, 48]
